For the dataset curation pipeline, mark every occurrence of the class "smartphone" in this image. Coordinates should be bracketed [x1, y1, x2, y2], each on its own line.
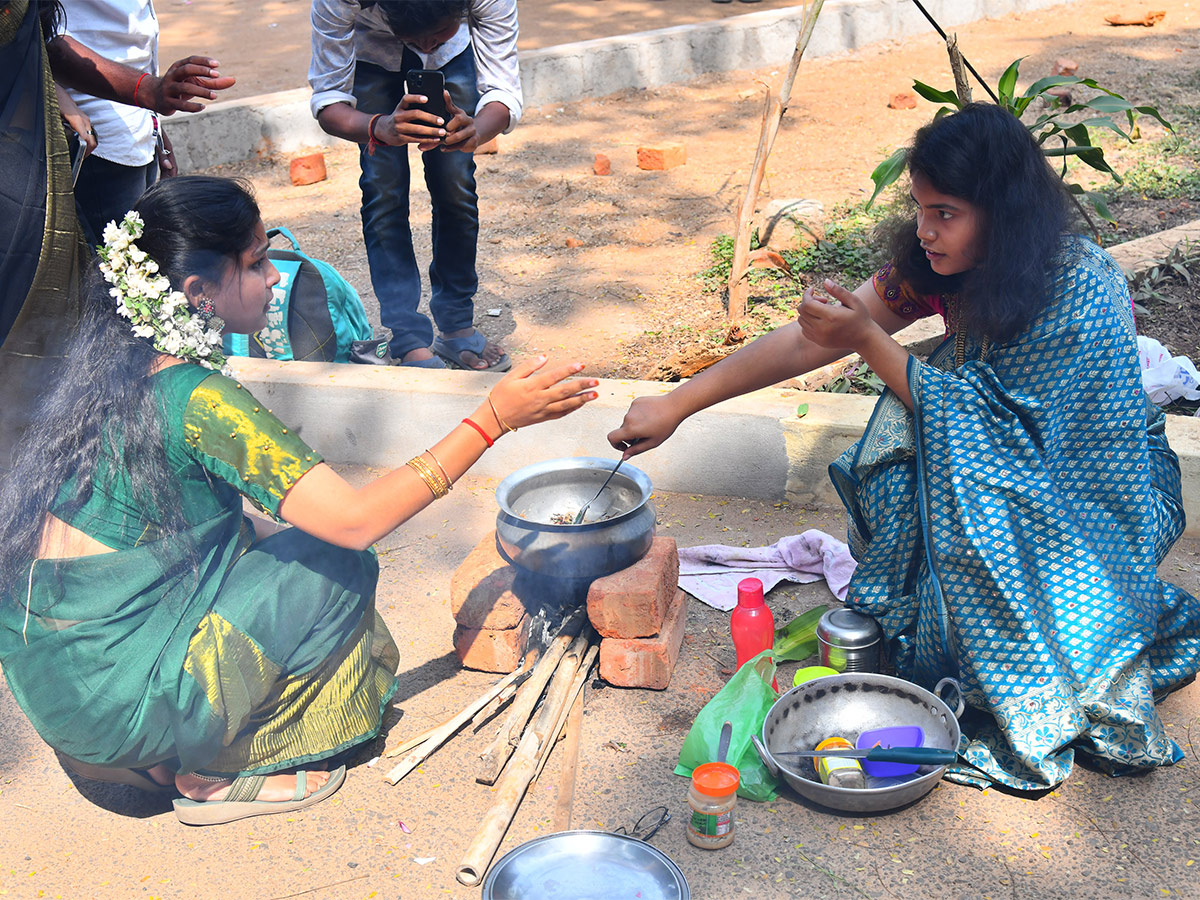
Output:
[405, 69, 449, 126]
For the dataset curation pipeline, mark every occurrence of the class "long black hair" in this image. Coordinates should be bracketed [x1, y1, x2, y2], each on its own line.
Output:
[0, 176, 261, 593]
[376, 0, 468, 38]
[885, 102, 1068, 343]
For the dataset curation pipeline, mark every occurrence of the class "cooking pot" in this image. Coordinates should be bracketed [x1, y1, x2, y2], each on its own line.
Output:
[752, 673, 964, 814]
[495, 457, 656, 580]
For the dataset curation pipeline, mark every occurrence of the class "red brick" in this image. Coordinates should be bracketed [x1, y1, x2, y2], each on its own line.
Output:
[450, 532, 528, 630]
[599, 589, 688, 689]
[289, 153, 327, 186]
[593, 152, 611, 176]
[454, 613, 531, 673]
[636, 143, 686, 171]
[587, 536, 678, 638]
[476, 137, 500, 155]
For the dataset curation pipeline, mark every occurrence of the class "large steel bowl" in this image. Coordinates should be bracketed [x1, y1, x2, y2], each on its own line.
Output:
[495, 457, 656, 580]
[753, 673, 964, 814]
[482, 831, 689, 900]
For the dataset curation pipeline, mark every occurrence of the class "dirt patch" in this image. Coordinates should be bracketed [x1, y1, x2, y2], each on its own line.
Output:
[193, 0, 1200, 381]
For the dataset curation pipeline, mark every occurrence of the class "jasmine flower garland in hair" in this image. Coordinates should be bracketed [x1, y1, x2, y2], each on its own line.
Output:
[98, 211, 229, 373]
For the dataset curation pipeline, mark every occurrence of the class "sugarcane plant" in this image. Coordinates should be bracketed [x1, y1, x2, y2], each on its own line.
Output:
[866, 56, 1173, 227]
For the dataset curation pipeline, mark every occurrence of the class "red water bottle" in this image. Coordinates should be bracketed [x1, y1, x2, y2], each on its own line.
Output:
[730, 577, 779, 691]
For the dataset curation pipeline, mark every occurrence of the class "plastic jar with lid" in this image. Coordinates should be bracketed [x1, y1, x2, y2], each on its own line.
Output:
[686, 762, 740, 849]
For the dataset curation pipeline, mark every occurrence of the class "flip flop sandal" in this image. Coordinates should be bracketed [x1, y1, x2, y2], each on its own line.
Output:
[392, 355, 447, 369]
[172, 765, 346, 826]
[430, 331, 512, 372]
[60, 755, 176, 794]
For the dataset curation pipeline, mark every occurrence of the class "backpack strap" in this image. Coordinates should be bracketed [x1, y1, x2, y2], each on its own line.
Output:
[266, 226, 301, 252]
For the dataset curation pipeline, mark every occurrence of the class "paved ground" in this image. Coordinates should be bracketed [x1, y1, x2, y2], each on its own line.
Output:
[1, 467, 1198, 900]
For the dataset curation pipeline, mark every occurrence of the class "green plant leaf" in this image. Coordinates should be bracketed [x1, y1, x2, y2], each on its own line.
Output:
[996, 58, 1023, 106]
[1134, 105, 1174, 132]
[1086, 191, 1116, 225]
[911, 80, 960, 106]
[795, 403, 809, 418]
[773, 606, 826, 661]
[866, 147, 908, 210]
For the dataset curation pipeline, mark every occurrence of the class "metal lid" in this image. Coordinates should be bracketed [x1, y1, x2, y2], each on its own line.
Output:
[816, 608, 882, 649]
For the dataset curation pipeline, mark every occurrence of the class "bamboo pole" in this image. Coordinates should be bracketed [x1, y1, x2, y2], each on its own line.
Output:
[476, 615, 584, 785]
[383, 663, 529, 784]
[456, 633, 590, 886]
[550, 682, 586, 833]
[531, 644, 597, 786]
[727, 0, 825, 319]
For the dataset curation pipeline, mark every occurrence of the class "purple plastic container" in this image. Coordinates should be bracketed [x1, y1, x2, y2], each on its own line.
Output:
[857, 725, 924, 778]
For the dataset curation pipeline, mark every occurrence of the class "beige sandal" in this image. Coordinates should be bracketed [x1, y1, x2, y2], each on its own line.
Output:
[172, 765, 345, 826]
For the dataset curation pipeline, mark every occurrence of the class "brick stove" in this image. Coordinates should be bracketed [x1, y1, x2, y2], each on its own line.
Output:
[450, 532, 688, 689]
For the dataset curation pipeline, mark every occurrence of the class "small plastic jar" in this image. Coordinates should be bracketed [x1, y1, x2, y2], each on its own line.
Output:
[687, 762, 740, 849]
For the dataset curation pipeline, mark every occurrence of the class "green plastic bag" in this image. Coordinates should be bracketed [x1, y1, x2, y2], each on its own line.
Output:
[675, 650, 780, 802]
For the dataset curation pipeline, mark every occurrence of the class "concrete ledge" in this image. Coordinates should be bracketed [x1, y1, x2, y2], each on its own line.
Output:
[227, 356, 1200, 537]
[164, 0, 1067, 170]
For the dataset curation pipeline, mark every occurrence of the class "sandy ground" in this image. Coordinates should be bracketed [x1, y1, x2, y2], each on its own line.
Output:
[182, 0, 1200, 377]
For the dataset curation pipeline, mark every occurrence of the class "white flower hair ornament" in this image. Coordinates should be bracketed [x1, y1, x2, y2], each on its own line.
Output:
[99, 211, 229, 374]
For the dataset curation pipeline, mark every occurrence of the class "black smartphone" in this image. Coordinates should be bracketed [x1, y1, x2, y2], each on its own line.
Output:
[405, 69, 449, 126]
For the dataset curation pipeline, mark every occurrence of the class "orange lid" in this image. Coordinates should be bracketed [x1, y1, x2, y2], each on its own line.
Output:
[692, 762, 740, 796]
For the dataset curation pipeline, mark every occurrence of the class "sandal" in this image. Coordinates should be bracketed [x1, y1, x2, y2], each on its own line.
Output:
[172, 765, 346, 826]
[60, 755, 176, 794]
[430, 331, 511, 372]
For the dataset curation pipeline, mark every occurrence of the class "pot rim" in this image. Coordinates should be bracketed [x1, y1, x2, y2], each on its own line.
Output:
[495, 456, 654, 526]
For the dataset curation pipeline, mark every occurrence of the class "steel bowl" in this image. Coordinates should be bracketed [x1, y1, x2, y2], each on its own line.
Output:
[482, 831, 689, 900]
[495, 457, 656, 580]
[752, 673, 964, 814]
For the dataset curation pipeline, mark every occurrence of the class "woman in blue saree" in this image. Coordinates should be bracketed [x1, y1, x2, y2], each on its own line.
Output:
[609, 103, 1200, 790]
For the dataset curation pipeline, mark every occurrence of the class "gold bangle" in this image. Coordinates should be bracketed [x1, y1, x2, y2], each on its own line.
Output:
[488, 394, 515, 434]
[410, 455, 448, 496]
[426, 449, 452, 491]
[406, 456, 449, 499]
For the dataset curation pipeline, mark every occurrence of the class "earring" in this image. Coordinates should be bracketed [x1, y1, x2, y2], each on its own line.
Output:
[196, 296, 225, 332]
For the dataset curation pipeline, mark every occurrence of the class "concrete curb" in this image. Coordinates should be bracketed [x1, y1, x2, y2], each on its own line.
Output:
[165, 0, 1066, 171]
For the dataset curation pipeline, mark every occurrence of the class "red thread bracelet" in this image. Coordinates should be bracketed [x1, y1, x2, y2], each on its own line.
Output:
[461, 417, 494, 448]
[366, 113, 384, 156]
[133, 73, 149, 108]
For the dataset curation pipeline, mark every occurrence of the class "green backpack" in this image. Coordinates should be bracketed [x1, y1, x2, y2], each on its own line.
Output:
[223, 226, 374, 363]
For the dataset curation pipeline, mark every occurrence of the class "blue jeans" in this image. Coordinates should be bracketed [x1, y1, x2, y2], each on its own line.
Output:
[72, 152, 157, 248]
[353, 51, 480, 359]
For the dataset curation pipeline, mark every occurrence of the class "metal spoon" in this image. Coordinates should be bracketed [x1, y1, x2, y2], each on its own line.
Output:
[573, 457, 625, 524]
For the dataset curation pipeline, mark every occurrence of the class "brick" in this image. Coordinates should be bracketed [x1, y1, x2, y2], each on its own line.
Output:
[476, 137, 500, 154]
[289, 153, 327, 186]
[450, 532, 528, 630]
[587, 536, 678, 638]
[454, 612, 531, 673]
[593, 152, 611, 176]
[599, 589, 688, 689]
[636, 142, 686, 171]
[1051, 57, 1079, 76]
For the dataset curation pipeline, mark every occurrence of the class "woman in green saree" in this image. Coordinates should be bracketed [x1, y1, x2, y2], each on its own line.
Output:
[0, 175, 598, 825]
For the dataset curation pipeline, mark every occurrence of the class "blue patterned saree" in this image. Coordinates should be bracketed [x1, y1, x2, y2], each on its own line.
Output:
[830, 237, 1200, 790]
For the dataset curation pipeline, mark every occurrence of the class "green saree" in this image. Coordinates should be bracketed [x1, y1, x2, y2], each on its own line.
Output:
[0, 364, 399, 776]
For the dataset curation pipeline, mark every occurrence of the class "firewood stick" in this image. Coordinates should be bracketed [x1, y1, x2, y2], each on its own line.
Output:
[469, 680, 519, 730]
[383, 664, 528, 783]
[727, 0, 825, 319]
[476, 614, 584, 784]
[455, 632, 589, 886]
[532, 645, 597, 786]
[551, 679, 586, 833]
[384, 659, 531, 758]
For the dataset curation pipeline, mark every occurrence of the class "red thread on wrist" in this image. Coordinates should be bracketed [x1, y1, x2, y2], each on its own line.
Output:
[366, 113, 384, 156]
[461, 417, 494, 448]
[133, 73, 149, 109]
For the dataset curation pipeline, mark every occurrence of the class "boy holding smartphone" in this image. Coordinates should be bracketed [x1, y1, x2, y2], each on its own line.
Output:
[310, 0, 521, 370]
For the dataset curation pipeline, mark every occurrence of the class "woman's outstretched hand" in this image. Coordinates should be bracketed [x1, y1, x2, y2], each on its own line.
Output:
[606, 394, 684, 459]
[797, 279, 879, 352]
[487, 356, 599, 432]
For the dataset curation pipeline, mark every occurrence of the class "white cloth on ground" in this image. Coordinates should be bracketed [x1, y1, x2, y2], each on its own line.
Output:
[677, 529, 857, 611]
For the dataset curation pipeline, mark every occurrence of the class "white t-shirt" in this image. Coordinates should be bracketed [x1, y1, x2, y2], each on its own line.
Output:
[62, 0, 158, 167]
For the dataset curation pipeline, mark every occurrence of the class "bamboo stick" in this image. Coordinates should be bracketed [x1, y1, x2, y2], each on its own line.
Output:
[383, 663, 528, 784]
[532, 644, 597, 786]
[456, 632, 589, 886]
[727, 0, 826, 319]
[476, 615, 584, 785]
[468, 680, 519, 730]
[551, 681, 586, 833]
